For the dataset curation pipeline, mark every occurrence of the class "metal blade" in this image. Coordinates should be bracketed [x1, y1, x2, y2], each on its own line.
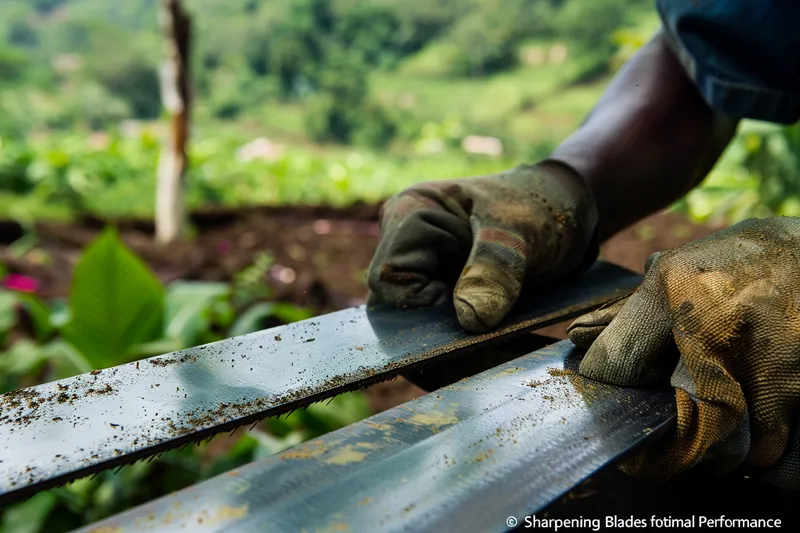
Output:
[0, 261, 641, 505]
[72, 339, 676, 533]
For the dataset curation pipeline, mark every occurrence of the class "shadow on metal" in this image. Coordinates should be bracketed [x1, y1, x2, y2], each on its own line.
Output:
[0, 261, 641, 505]
[72, 340, 676, 533]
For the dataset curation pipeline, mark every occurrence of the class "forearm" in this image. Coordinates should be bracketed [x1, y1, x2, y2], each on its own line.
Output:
[548, 30, 739, 242]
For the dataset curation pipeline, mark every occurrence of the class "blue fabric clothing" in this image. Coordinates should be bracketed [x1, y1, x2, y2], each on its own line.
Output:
[656, 0, 800, 124]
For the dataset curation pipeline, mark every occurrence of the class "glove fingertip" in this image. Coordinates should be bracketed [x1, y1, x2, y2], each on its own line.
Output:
[644, 250, 663, 273]
[567, 324, 605, 349]
[567, 296, 629, 348]
[576, 338, 613, 381]
[454, 296, 494, 333]
[453, 270, 517, 333]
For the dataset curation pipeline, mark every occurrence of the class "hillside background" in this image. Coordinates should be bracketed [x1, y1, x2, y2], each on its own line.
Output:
[0, 1, 799, 531]
[1, 0, 796, 222]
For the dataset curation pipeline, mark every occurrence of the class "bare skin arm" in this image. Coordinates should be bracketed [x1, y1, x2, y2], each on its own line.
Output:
[367, 28, 742, 349]
[547, 30, 740, 243]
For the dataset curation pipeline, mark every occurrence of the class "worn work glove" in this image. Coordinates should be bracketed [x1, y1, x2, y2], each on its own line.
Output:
[568, 217, 800, 488]
[367, 161, 599, 332]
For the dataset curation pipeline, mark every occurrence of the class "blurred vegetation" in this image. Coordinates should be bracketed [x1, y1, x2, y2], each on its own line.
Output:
[0, 0, 660, 221]
[0, 0, 799, 530]
[677, 121, 800, 223]
[0, 0, 794, 226]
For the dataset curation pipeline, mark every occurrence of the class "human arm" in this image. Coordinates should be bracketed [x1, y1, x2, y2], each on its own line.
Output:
[548, 29, 738, 243]
[367, 26, 739, 331]
[566, 0, 800, 486]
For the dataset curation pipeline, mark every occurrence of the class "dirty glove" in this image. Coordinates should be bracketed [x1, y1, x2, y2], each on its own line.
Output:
[568, 217, 800, 489]
[367, 161, 599, 332]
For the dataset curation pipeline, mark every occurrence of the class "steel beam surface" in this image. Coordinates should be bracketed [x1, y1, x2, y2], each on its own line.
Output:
[73, 339, 676, 533]
[0, 261, 641, 505]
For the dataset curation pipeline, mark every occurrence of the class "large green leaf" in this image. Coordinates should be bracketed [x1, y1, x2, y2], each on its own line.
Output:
[61, 227, 164, 368]
[228, 302, 277, 337]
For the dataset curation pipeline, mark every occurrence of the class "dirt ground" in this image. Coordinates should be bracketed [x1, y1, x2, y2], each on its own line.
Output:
[0, 204, 725, 414]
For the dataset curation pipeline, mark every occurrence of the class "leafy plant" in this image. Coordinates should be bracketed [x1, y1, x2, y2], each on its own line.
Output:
[60, 227, 164, 367]
[0, 290, 16, 345]
[675, 121, 800, 224]
[0, 229, 373, 532]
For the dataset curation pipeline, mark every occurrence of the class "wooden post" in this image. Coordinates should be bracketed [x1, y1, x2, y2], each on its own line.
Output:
[155, 0, 192, 244]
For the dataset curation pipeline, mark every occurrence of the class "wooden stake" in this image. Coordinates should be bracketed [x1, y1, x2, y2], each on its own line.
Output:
[156, 0, 192, 244]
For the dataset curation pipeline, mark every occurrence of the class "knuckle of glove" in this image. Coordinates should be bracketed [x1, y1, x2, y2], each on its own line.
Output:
[368, 180, 475, 309]
[566, 295, 631, 348]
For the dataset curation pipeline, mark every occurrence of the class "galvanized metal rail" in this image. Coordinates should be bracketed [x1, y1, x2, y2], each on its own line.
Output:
[0, 260, 647, 527]
[72, 339, 676, 533]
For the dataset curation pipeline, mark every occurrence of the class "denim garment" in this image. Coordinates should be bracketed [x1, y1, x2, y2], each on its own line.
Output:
[657, 0, 800, 124]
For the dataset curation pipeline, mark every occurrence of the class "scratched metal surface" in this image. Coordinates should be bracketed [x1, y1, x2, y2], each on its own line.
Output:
[74, 340, 676, 533]
[0, 261, 641, 505]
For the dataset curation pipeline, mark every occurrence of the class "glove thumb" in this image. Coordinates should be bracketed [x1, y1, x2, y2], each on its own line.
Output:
[453, 216, 528, 332]
[567, 251, 664, 347]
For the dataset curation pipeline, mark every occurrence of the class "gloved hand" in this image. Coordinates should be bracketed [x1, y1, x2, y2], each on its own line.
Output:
[567, 216, 800, 488]
[367, 161, 599, 332]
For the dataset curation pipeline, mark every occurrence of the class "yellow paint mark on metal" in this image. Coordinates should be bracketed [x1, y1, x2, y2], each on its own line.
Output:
[407, 410, 458, 427]
[353, 441, 378, 450]
[195, 504, 249, 527]
[280, 439, 328, 460]
[326, 445, 367, 465]
[132, 512, 159, 529]
[87, 527, 121, 533]
[488, 367, 525, 379]
[365, 421, 393, 432]
[474, 449, 494, 462]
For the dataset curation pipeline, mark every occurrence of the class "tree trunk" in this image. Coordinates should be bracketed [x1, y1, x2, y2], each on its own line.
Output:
[155, 0, 192, 244]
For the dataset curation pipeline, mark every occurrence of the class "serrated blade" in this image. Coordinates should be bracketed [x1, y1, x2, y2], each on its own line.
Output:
[71, 339, 676, 533]
[0, 261, 641, 505]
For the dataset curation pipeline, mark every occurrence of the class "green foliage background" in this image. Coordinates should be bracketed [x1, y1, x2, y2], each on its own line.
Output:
[0, 0, 795, 224]
[0, 0, 659, 217]
[0, 0, 798, 531]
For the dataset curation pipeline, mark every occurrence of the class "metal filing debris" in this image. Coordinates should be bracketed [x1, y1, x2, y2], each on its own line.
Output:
[72, 339, 676, 533]
[0, 261, 641, 505]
